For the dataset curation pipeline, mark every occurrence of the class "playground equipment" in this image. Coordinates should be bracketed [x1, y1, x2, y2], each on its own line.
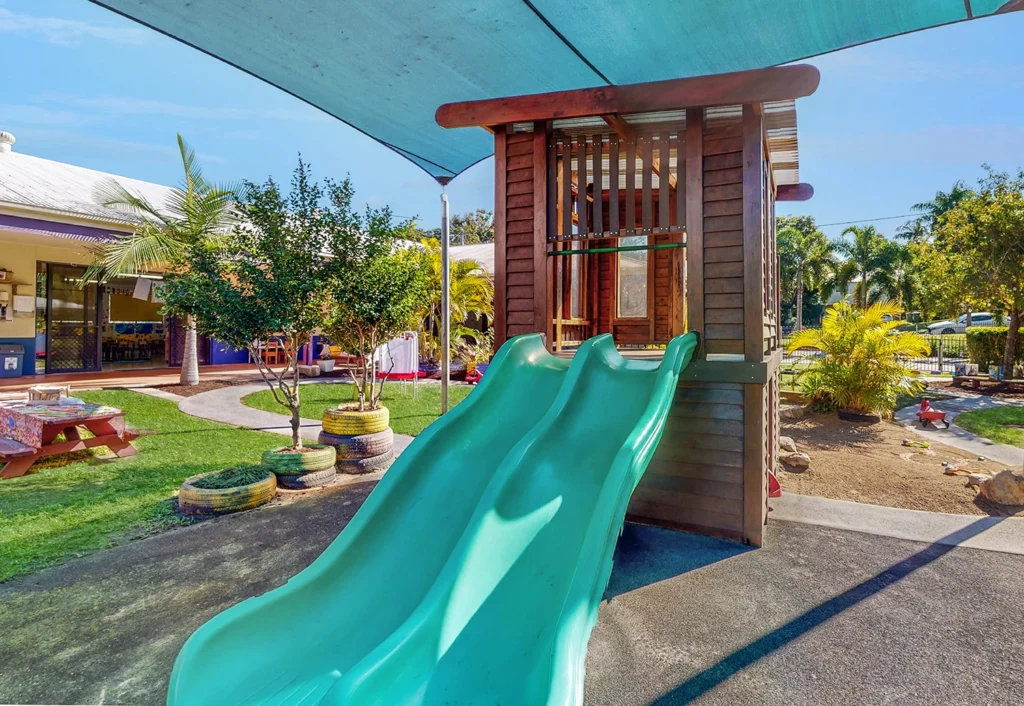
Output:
[917, 399, 951, 428]
[168, 332, 697, 705]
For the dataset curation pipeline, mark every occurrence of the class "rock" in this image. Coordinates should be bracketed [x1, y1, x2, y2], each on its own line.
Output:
[978, 470, 1024, 506]
[779, 435, 797, 453]
[781, 406, 805, 420]
[780, 451, 811, 472]
[966, 473, 993, 488]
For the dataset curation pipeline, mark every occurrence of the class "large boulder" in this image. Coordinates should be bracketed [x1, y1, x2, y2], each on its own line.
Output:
[978, 470, 1024, 506]
[781, 406, 805, 420]
[780, 451, 811, 472]
[779, 435, 797, 453]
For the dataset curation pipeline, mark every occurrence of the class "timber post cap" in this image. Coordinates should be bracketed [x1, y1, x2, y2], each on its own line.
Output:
[435, 64, 821, 129]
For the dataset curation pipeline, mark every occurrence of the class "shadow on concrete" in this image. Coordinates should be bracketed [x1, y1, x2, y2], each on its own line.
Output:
[648, 517, 1001, 705]
[605, 523, 753, 600]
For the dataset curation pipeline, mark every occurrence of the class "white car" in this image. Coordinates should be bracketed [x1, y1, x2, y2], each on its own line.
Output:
[927, 312, 994, 335]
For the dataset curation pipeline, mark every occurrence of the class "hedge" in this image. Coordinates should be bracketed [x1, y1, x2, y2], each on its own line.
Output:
[965, 327, 1024, 371]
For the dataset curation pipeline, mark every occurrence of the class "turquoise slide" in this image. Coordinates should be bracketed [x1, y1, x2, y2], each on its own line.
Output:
[168, 332, 698, 706]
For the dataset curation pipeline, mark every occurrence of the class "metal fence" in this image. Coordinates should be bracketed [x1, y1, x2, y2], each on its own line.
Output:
[780, 332, 968, 375]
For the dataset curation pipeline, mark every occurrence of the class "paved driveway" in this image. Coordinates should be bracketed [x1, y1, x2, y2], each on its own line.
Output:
[1, 481, 1022, 705]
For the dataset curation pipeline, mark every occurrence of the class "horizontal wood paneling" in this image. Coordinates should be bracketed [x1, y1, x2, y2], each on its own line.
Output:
[500, 131, 538, 345]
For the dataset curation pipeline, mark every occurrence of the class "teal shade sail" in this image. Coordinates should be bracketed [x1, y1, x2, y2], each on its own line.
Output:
[91, 1, 1018, 180]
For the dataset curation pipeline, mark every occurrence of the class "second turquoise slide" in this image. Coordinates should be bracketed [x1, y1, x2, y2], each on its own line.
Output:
[168, 331, 698, 706]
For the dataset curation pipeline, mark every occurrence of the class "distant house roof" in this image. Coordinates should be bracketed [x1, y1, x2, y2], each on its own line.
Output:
[449, 243, 494, 276]
[0, 132, 175, 230]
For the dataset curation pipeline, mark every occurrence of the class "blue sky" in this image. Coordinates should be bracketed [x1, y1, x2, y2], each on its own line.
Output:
[2, 1, 1023, 237]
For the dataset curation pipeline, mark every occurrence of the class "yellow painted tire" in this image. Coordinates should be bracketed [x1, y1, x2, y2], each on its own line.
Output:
[262, 444, 337, 476]
[322, 406, 390, 435]
[178, 469, 277, 516]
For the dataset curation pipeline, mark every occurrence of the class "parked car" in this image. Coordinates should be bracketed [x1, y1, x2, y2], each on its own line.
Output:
[926, 312, 994, 335]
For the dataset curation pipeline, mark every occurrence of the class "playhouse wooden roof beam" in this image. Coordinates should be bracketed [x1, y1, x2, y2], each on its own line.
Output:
[436, 65, 820, 129]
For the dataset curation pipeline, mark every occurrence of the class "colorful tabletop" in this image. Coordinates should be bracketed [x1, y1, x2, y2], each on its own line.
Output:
[0, 400, 126, 448]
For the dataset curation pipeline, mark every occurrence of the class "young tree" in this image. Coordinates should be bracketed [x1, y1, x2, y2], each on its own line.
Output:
[86, 134, 236, 385]
[936, 167, 1024, 379]
[449, 209, 494, 244]
[777, 225, 834, 330]
[833, 225, 891, 309]
[322, 242, 427, 412]
[162, 159, 350, 448]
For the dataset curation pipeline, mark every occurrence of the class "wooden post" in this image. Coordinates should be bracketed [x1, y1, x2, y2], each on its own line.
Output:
[493, 129, 507, 348]
[533, 122, 550, 344]
[684, 108, 704, 348]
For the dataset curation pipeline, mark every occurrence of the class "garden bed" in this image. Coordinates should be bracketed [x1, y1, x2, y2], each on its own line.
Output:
[779, 412, 1023, 517]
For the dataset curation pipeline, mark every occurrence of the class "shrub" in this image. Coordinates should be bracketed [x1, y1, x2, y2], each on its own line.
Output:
[965, 327, 1024, 371]
[787, 300, 928, 416]
[190, 465, 270, 490]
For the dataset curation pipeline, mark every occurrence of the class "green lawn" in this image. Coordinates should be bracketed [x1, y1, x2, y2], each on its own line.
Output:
[954, 406, 1024, 448]
[0, 390, 282, 583]
[242, 382, 475, 436]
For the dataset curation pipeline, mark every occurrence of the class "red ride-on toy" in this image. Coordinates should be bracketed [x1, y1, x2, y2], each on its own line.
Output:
[916, 399, 950, 428]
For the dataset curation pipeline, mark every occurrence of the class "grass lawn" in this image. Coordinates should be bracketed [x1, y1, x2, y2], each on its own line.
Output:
[242, 382, 475, 436]
[0, 390, 282, 583]
[954, 406, 1024, 448]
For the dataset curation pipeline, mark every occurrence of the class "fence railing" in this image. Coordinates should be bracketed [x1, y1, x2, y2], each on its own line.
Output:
[780, 333, 968, 374]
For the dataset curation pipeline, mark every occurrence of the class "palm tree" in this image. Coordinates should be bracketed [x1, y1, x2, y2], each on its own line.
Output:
[86, 135, 236, 385]
[874, 241, 918, 310]
[777, 226, 834, 330]
[833, 225, 890, 309]
[912, 182, 973, 232]
[417, 238, 493, 360]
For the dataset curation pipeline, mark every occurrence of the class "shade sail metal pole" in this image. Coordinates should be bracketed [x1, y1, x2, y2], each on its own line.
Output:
[440, 184, 451, 414]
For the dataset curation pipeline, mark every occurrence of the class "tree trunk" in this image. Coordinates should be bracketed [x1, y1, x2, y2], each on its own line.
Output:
[795, 267, 804, 331]
[180, 315, 200, 386]
[1003, 309, 1020, 381]
[291, 334, 303, 448]
[291, 403, 302, 449]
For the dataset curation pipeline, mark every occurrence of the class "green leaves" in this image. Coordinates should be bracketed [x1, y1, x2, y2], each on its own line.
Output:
[788, 300, 927, 415]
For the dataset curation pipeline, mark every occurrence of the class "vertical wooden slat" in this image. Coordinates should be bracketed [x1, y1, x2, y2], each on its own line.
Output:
[547, 132, 557, 242]
[533, 122, 550, 342]
[577, 135, 588, 236]
[641, 135, 653, 233]
[742, 103, 765, 361]
[658, 131, 670, 231]
[609, 139, 620, 234]
[685, 108, 704, 347]
[493, 129, 507, 348]
[625, 138, 636, 232]
[561, 141, 572, 239]
[592, 135, 603, 236]
[676, 130, 686, 230]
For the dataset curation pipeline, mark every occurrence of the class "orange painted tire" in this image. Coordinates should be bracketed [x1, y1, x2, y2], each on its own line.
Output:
[178, 469, 277, 516]
[322, 406, 389, 435]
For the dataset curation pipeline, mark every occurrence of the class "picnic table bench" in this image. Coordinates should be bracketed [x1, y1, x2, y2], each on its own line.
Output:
[952, 374, 1024, 391]
[0, 400, 138, 479]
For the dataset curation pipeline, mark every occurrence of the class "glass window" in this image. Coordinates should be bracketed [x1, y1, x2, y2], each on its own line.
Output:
[617, 235, 647, 318]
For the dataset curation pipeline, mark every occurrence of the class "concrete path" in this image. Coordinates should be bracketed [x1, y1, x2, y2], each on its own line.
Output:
[133, 387, 185, 403]
[894, 391, 1024, 467]
[2, 482, 1022, 706]
[177, 381, 413, 454]
[771, 492, 1024, 555]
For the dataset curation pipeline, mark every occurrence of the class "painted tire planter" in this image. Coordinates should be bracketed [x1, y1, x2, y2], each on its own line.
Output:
[322, 406, 389, 436]
[318, 428, 394, 460]
[178, 469, 277, 516]
[336, 449, 395, 475]
[261, 444, 337, 476]
[277, 466, 337, 490]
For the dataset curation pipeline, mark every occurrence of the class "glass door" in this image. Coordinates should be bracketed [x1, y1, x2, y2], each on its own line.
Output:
[44, 263, 101, 373]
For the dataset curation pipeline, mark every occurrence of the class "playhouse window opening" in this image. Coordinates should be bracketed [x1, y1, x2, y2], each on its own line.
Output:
[617, 235, 648, 318]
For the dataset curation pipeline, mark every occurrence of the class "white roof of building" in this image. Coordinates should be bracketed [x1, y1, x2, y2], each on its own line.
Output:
[0, 134, 175, 224]
[449, 242, 494, 276]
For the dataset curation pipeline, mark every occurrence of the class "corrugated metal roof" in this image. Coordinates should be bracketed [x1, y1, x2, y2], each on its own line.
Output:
[449, 242, 495, 276]
[0, 148, 176, 225]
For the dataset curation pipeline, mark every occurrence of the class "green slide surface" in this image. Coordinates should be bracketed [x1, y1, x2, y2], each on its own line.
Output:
[168, 332, 697, 706]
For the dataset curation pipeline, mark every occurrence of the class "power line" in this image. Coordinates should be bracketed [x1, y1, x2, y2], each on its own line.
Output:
[815, 213, 918, 228]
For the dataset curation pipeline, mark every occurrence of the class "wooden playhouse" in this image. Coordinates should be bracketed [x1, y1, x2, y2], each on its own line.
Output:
[437, 65, 818, 546]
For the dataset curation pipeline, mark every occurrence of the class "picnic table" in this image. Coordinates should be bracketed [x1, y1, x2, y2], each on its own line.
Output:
[0, 399, 138, 479]
[952, 374, 1024, 391]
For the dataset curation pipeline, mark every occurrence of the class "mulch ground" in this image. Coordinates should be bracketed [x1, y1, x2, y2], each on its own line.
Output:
[931, 379, 1024, 399]
[779, 412, 1024, 517]
[153, 379, 256, 397]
